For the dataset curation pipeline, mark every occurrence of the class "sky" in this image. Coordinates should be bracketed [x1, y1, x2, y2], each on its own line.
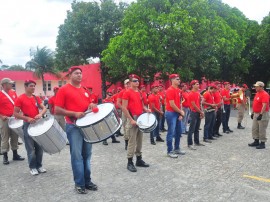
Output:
[0, 0, 270, 66]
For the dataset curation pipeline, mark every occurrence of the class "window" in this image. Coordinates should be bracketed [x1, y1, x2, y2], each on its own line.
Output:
[12, 82, 16, 90]
[48, 81, 51, 91]
[58, 80, 67, 87]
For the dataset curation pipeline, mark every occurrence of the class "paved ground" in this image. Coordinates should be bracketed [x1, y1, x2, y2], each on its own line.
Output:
[0, 110, 270, 202]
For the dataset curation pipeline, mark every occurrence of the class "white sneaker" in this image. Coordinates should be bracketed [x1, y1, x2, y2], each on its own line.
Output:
[30, 169, 39, 176]
[174, 149, 186, 155]
[188, 145, 197, 150]
[37, 167, 47, 173]
[167, 152, 178, 158]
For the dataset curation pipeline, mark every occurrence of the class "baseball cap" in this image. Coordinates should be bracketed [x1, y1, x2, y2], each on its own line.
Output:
[254, 81, 264, 87]
[1, 78, 14, 85]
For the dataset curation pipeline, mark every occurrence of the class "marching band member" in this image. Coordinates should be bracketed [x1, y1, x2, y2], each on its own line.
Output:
[87, 86, 98, 104]
[102, 90, 120, 145]
[140, 85, 148, 105]
[148, 84, 164, 145]
[165, 74, 185, 158]
[117, 79, 130, 150]
[48, 86, 66, 131]
[112, 87, 124, 137]
[202, 84, 218, 142]
[248, 81, 269, 149]
[54, 66, 97, 194]
[158, 84, 167, 132]
[13, 80, 46, 175]
[221, 82, 233, 134]
[122, 74, 150, 172]
[0, 78, 25, 165]
[213, 81, 223, 137]
[187, 80, 205, 150]
[236, 84, 248, 129]
[180, 83, 190, 134]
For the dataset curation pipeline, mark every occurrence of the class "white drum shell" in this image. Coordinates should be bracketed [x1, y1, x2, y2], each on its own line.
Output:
[137, 113, 157, 133]
[8, 117, 24, 142]
[28, 116, 67, 154]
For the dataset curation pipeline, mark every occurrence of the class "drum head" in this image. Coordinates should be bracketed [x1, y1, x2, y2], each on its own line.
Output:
[8, 117, 23, 129]
[76, 103, 114, 127]
[137, 113, 156, 129]
[28, 115, 54, 136]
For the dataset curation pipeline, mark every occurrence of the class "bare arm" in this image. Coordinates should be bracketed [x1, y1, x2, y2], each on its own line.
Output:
[55, 106, 85, 119]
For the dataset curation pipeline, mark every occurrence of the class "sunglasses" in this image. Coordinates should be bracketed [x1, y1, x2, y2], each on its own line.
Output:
[132, 80, 139, 82]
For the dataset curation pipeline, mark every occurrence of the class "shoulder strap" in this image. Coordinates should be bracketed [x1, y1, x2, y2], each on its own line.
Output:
[1, 90, 14, 105]
[33, 95, 42, 109]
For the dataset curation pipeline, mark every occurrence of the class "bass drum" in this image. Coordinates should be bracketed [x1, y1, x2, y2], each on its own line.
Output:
[28, 115, 68, 154]
[137, 113, 157, 133]
[8, 117, 25, 143]
[76, 103, 122, 143]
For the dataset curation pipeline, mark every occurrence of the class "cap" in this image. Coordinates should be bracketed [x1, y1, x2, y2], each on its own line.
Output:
[140, 85, 145, 88]
[223, 82, 230, 85]
[215, 81, 221, 85]
[180, 83, 187, 87]
[242, 84, 248, 88]
[159, 84, 164, 88]
[209, 84, 217, 89]
[124, 79, 130, 85]
[190, 80, 199, 86]
[129, 74, 140, 80]
[86, 86, 92, 89]
[53, 86, 59, 91]
[1, 78, 14, 85]
[254, 81, 264, 87]
[106, 89, 112, 94]
[67, 66, 82, 75]
[24, 80, 36, 85]
[169, 74, 179, 79]
[117, 87, 122, 91]
[151, 84, 159, 89]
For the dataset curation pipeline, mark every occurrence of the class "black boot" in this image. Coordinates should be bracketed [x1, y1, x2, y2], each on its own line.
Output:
[237, 123, 245, 129]
[127, 158, 137, 172]
[125, 140, 128, 150]
[156, 136, 164, 142]
[3, 152, 9, 165]
[135, 156, 149, 167]
[256, 142, 265, 149]
[12, 150, 25, 161]
[248, 139, 259, 147]
[150, 138, 156, 145]
[111, 136, 120, 143]
[102, 140, 108, 145]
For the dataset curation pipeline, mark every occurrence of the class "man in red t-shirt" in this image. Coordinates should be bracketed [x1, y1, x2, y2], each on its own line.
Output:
[148, 84, 164, 145]
[140, 85, 148, 105]
[122, 74, 150, 172]
[202, 84, 218, 142]
[14, 80, 47, 175]
[187, 80, 205, 150]
[117, 79, 130, 150]
[54, 66, 97, 194]
[0, 78, 25, 165]
[213, 81, 223, 137]
[180, 83, 190, 134]
[86, 86, 98, 104]
[48, 86, 66, 131]
[158, 85, 167, 132]
[221, 82, 233, 134]
[165, 74, 185, 158]
[248, 81, 269, 149]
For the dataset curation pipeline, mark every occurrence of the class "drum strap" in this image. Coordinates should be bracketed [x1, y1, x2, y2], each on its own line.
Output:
[1, 90, 14, 105]
[33, 95, 42, 109]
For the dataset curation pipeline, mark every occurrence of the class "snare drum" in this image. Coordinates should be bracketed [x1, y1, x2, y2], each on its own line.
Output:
[137, 113, 157, 133]
[8, 117, 24, 143]
[28, 115, 68, 154]
[76, 103, 122, 143]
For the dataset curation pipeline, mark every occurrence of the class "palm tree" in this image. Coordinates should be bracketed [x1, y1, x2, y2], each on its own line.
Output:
[25, 46, 59, 95]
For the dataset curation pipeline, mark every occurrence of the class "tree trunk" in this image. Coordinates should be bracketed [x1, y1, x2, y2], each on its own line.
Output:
[41, 74, 46, 96]
[100, 61, 107, 99]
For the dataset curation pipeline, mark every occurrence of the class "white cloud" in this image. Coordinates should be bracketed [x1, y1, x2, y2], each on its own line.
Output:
[0, 0, 269, 66]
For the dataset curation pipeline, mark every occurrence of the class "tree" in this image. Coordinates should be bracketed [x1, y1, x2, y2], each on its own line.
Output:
[7, 65, 26, 71]
[25, 46, 58, 95]
[55, 0, 128, 97]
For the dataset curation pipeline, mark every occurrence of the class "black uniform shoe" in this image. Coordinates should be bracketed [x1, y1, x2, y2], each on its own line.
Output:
[85, 182, 98, 191]
[237, 123, 245, 129]
[127, 158, 137, 172]
[228, 129, 233, 133]
[75, 186, 86, 194]
[13, 154, 25, 161]
[248, 139, 259, 147]
[102, 140, 108, 145]
[203, 139, 212, 143]
[256, 142, 265, 149]
[3, 153, 9, 165]
[18, 142, 23, 145]
[213, 134, 219, 138]
[150, 139, 156, 145]
[156, 136, 164, 142]
[208, 137, 217, 140]
[217, 133, 223, 137]
[112, 139, 120, 143]
[136, 156, 149, 167]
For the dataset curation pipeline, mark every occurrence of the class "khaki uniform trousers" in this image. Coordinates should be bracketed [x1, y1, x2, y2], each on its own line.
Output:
[0, 118, 18, 153]
[55, 115, 66, 132]
[237, 103, 245, 123]
[252, 112, 269, 142]
[121, 112, 128, 141]
[125, 118, 143, 159]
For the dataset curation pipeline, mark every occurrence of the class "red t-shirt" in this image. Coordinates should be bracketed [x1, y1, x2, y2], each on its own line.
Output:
[55, 84, 92, 123]
[122, 88, 143, 116]
[15, 94, 41, 119]
[48, 96, 56, 114]
[213, 91, 222, 108]
[165, 86, 181, 112]
[158, 91, 166, 105]
[0, 90, 17, 117]
[203, 91, 215, 109]
[89, 93, 98, 104]
[221, 89, 231, 105]
[189, 91, 201, 112]
[117, 89, 126, 106]
[111, 93, 119, 109]
[182, 91, 189, 108]
[102, 97, 113, 103]
[253, 90, 269, 113]
[148, 93, 161, 112]
[141, 91, 148, 105]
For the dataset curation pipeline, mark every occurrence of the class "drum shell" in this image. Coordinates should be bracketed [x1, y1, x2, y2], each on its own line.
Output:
[79, 108, 122, 143]
[137, 113, 157, 133]
[8, 118, 25, 143]
[28, 117, 67, 154]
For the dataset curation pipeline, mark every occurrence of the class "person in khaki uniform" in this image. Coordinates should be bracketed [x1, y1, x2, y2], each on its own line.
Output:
[248, 81, 269, 149]
[122, 74, 150, 172]
[236, 84, 248, 129]
[0, 78, 25, 165]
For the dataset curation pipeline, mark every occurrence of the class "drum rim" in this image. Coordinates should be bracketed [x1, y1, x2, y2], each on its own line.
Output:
[137, 112, 156, 130]
[8, 117, 24, 129]
[28, 115, 54, 136]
